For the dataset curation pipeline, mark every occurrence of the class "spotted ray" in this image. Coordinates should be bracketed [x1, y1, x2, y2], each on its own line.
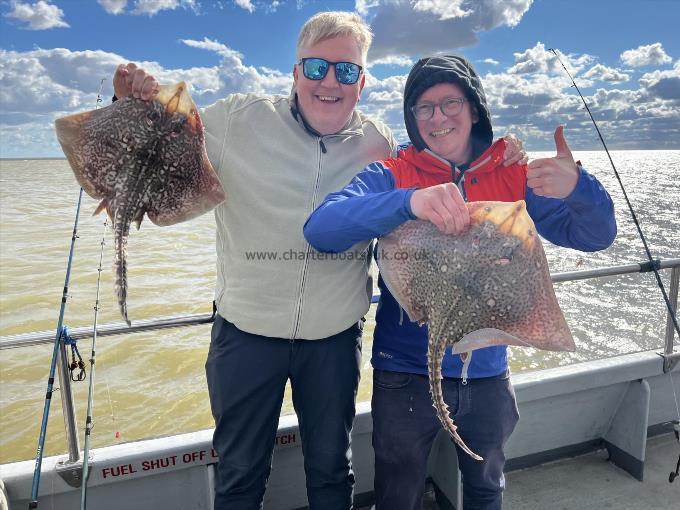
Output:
[55, 82, 225, 325]
[377, 200, 574, 460]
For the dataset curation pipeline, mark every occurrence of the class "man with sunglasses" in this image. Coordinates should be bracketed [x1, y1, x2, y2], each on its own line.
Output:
[304, 55, 616, 509]
[112, 11, 396, 510]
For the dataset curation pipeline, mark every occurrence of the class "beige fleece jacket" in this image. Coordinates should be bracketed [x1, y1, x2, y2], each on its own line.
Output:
[201, 92, 395, 339]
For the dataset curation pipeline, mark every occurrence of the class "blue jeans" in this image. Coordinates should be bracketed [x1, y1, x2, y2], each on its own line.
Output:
[205, 315, 363, 510]
[371, 369, 519, 510]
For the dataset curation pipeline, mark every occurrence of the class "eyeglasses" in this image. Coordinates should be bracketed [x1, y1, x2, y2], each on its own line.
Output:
[298, 57, 363, 85]
[411, 97, 468, 121]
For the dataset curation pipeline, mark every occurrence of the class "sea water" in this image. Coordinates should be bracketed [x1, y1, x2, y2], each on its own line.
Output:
[0, 151, 678, 463]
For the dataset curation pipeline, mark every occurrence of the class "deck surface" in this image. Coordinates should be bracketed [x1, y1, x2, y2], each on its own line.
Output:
[505, 433, 679, 510]
[358, 432, 679, 509]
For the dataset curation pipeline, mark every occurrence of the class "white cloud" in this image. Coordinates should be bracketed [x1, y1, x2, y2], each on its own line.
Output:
[234, 0, 255, 13]
[96, 0, 198, 16]
[365, 89, 402, 103]
[0, 48, 122, 116]
[620, 43, 672, 67]
[482, 71, 569, 127]
[355, 0, 379, 16]
[0, 120, 64, 158]
[582, 64, 630, 84]
[98, 0, 128, 14]
[4, 1, 69, 30]
[362, 72, 406, 92]
[359, 72, 408, 141]
[507, 43, 593, 76]
[639, 60, 680, 101]
[180, 38, 244, 60]
[97, 0, 281, 15]
[0, 44, 295, 157]
[178, 38, 292, 100]
[0, 39, 678, 157]
[132, 0, 196, 16]
[482, 58, 499, 65]
[0, 47, 125, 157]
[263, 1, 282, 13]
[466, 47, 678, 150]
[590, 87, 640, 114]
[412, 0, 471, 20]
[367, 55, 414, 68]
[360, 0, 533, 62]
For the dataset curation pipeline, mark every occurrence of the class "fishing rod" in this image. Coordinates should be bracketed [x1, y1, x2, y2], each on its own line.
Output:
[548, 48, 680, 340]
[28, 79, 106, 510]
[28, 191, 84, 509]
[80, 219, 108, 509]
[547, 47, 680, 483]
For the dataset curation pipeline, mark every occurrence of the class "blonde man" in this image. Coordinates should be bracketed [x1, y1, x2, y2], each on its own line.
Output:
[113, 11, 395, 510]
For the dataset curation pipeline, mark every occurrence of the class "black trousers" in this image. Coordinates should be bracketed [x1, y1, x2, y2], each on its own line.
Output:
[372, 369, 519, 510]
[205, 314, 363, 510]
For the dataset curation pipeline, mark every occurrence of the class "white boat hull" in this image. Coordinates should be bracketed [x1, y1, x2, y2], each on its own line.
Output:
[2, 349, 678, 509]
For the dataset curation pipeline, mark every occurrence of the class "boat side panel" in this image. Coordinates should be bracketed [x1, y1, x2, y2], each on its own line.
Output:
[2, 351, 678, 509]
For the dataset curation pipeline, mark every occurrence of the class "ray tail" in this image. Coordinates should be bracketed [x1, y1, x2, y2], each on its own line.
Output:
[428, 322, 483, 461]
[113, 210, 131, 326]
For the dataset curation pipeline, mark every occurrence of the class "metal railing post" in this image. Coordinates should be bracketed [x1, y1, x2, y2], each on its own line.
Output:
[664, 267, 679, 356]
[661, 266, 680, 373]
[57, 340, 81, 464]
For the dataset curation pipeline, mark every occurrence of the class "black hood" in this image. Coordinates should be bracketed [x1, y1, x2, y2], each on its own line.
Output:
[403, 55, 493, 163]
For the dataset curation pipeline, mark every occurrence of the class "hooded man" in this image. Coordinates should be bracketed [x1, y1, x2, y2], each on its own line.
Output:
[304, 54, 616, 509]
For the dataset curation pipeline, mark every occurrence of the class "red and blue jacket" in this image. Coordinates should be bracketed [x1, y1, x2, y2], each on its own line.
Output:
[304, 139, 617, 379]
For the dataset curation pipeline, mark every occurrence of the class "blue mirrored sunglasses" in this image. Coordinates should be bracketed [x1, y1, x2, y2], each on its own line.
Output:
[299, 58, 363, 85]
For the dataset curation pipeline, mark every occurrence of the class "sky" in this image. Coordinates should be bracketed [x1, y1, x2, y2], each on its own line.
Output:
[0, 0, 678, 158]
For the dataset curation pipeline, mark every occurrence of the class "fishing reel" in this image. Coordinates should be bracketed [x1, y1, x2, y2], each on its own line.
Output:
[60, 326, 87, 382]
[69, 357, 86, 382]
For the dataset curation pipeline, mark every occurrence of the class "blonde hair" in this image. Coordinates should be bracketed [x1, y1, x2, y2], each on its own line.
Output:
[296, 11, 372, 65]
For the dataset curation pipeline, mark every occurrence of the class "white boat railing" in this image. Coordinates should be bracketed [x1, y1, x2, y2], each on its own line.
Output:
[1, 257, 678, 481]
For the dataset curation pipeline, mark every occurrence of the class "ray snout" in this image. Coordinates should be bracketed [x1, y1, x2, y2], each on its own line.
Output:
[472, 200, 536, 249]
[155, 81, 199, 130]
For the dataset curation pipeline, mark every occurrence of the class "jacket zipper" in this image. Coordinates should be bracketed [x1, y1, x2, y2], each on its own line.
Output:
[291, 137, 324, 338]
[452, 163, 468, 200]
[461, 351, 472, 385]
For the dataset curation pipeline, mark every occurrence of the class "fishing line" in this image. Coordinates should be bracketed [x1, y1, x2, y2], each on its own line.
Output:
[548, 48, 680, 342]
[550, 47, 680, 483]
[80, 219, 108, 510]
[516, 74, 539, 157]
[103, 380, 119, 438]
[28, 78, 106, 510]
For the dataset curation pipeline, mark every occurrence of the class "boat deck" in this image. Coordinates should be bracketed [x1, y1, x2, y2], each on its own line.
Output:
[358, 432, 679, 510]
[504, 432, 679, 510]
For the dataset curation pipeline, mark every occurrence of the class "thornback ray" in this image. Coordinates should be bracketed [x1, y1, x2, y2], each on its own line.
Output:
[377, 200, 574, 460]
[55, 81, 225, 325]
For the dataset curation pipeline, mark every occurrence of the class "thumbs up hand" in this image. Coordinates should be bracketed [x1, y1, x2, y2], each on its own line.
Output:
[527, 126, 579, 199]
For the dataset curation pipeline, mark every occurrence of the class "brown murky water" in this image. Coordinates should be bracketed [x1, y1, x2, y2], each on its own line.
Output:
[1, 151, 678, 463]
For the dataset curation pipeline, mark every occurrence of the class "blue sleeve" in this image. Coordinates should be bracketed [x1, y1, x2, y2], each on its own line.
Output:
[526, 165, 617, 251]
[304, 162, 417, 253]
